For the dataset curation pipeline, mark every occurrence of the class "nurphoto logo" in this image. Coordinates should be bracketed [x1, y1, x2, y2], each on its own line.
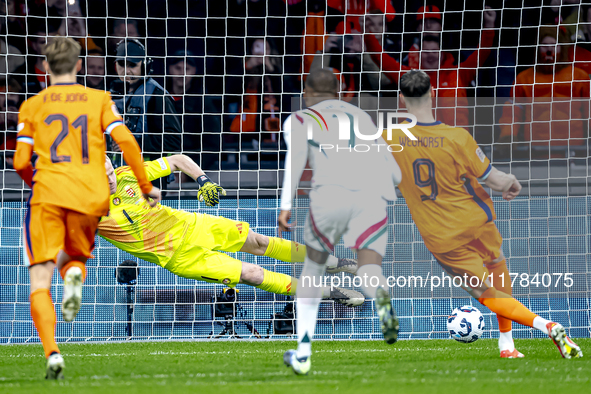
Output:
[298, 109, 417, 153]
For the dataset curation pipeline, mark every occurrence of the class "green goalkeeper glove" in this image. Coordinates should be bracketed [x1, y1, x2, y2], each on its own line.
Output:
[196, 175, 226, 207]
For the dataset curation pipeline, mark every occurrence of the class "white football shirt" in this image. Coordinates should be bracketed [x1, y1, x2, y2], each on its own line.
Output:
[280, 99, 401, 210]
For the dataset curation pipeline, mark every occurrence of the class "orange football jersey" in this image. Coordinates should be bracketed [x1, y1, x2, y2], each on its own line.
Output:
[17, 83, 123, 216]
[384, 121, 494, 253]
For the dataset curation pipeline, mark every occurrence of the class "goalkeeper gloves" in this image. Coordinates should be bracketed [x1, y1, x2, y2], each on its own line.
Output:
[196, 175, 226, 207]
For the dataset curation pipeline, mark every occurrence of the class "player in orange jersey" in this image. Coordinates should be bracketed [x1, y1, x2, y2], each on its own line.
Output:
[383, 70, 582, 359]
[13, 37, 161, 379]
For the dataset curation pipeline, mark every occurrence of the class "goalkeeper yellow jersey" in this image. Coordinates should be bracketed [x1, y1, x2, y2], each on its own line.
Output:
[98, 157, 196, 266]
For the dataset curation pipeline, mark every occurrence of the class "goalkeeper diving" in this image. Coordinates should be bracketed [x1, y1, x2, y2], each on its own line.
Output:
[95, 154, 362, 305]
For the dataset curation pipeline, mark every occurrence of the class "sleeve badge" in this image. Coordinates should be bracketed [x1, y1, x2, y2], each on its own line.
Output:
[476, 147, 486, 163]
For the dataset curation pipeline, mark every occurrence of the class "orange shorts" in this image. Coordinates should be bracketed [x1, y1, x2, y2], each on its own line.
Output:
[23, 203, 100, 266]
[431, 221, 503, 283]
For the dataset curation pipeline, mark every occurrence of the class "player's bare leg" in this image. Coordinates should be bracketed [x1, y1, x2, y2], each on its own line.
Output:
[57, 251, 88, 323]
[356, 249, 399, 344]
[455, 270, 582, 359]
[29, 261, 64, 379]
[239, 229, 358, 273]
[239, 262, 363, 306]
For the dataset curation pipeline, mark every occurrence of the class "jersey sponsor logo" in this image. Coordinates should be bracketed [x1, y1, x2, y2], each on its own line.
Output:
[476, 147, 486, 163]
[125, 186, 136, 198]
[157, 158, 167, 170]
[236, 223, 243, 234]
[113, 197, 121, 206]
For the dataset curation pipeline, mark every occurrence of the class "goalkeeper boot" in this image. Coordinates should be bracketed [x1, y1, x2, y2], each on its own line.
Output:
[328, 287, 364, 307]
[376, 287, 399, 344]
[326, 258, 358, 275]
[45, 352, 65, 380]
[547, 322, 583, 359]
[62, 266, 83, 322]
[283, 350, 311, 376]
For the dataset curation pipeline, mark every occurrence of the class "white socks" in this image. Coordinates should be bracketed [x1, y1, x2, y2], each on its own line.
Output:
[296, 257, 326, 358]
[325, 255, 338, 270]
[320, 286, 332, 299]
[356, 264, 388, 299]
[498, 330, 515, 351]
[295, 261, 389, 358]
[533, 316, 552, 335]
[499, 317, 551, 351]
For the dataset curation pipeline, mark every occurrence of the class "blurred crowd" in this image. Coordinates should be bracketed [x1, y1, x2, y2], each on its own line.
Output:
[1, 0, 590, 173]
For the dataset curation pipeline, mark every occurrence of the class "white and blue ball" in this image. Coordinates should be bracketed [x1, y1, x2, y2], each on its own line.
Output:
[447, 306, 484, 343]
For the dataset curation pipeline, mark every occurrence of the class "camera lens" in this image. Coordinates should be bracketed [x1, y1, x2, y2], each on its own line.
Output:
[223, 289, 236, 302]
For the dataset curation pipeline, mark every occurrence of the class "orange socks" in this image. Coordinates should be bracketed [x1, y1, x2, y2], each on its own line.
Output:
[30, 262, 85, 359]
[30, 288, 59, 358]
[59, 261, 86, 281]
[487, 260, 512, 333]
[478, 287, 538, 328]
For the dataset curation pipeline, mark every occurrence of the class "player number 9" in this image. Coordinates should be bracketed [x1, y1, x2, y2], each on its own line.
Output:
[413, 158, 438, 201]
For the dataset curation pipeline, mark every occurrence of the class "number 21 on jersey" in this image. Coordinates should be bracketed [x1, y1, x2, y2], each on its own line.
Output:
[45, 114, 89, 164]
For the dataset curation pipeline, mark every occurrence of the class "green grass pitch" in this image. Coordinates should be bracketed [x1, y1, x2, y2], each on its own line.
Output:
[1, 339, 590, 394]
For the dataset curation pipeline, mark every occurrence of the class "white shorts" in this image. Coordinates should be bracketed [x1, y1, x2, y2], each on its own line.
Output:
[304, 185, 388, 256]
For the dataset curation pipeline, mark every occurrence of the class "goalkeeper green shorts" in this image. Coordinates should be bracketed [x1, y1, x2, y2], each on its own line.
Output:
[163, 213, 250, 287]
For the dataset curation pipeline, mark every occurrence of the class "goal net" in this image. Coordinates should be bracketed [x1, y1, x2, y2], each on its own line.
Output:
[0, 0, 589, 343]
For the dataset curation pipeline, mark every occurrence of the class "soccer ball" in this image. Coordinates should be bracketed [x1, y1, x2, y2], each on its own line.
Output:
[447, 306, 484, 343]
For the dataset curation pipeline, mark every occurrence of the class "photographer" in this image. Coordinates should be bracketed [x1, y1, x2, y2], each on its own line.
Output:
[109, 39, 182, 180]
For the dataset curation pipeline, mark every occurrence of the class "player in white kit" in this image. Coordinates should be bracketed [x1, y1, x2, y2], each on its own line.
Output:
[279, 68, 402, 375]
